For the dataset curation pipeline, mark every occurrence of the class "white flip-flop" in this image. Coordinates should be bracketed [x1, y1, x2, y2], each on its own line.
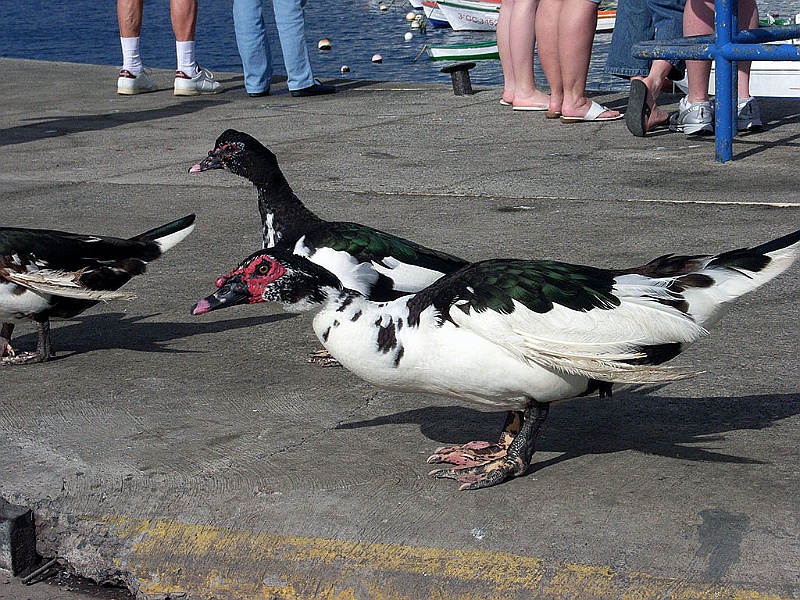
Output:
[559, 100, 623, 123]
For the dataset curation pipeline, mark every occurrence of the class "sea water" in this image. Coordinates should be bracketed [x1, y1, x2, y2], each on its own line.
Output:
[0, 0, 795, 91]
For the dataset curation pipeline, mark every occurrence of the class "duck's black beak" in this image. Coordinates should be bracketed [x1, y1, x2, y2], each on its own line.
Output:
[189, 151, 224, 173]
[191, 279, 249, 315]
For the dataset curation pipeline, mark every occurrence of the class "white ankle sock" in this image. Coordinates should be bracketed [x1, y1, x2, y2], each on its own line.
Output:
[176, 41, 197, 75]
[120, 37, 143, 74]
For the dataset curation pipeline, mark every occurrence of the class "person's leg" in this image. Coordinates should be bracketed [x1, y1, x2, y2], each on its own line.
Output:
[118, 0, 144, 37]
[559, 0, 619, 118]
[683, 0, 713, 103]
[233, 0, 273, 94]
[735, 0, 757, 98]
[507, 0, 551, 108]
[171, 0, 197, 41]
[604, 0, 653, 80]
[272, 0, 315, 90]
[117, 0, 158, 93]
[497, 0, 516, 104]
[535, 0, 564, 114]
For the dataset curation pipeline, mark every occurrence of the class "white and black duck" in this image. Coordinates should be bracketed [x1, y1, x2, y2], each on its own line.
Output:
[0, 214, 196, 364]
[190, 129, 468, 300]
[192, 229, 800, 490]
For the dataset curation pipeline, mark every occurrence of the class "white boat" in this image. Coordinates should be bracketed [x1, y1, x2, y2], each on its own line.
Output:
[429, 1, 614, 33]
[435, 0, 500, 32]
[422, 1, 451, 27]
[427, 39, 500, 60]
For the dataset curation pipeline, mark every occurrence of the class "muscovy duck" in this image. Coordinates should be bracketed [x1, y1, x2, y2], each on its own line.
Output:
[1, 214, 196, 364]
[192, 229, 799, 490]
[189, 129, 468, 300]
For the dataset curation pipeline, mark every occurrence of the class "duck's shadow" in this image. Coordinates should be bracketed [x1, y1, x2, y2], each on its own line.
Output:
[13, 311, 296, 357]
[338, 387, 800, 467]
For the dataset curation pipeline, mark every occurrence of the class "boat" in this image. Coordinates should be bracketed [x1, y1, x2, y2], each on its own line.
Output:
[435, 0, 500, 32]
[422, 1, 451, 28]
[427, 0, 615, 33]
[596, 9, 616, 33]
[426, 39, 500, 60]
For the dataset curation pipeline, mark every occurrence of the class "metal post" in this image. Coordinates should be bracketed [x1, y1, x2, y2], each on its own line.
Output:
[713, 0, 734, 162]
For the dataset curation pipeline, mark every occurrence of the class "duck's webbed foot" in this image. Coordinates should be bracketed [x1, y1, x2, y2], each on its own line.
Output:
[1, 351, 46, 365]
[1, 320, 52, 365]
[426, 410, 523, 468]
[428, 401, 550, 491]
[306, 349, 342, 368]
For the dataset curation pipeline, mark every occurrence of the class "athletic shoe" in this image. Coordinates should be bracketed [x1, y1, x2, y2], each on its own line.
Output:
[117, 69, 158, 95]
[669, 97, 714, 135]
[174, 66, 222, 96]
[737, 97, 762, 131]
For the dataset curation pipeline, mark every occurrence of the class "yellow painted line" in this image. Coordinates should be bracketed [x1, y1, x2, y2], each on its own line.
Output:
[88, 516, 789, 600]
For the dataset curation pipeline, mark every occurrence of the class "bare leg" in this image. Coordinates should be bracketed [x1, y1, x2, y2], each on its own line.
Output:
[683, 0, 713, 103]
[497, 0, 516, 103]
[535, 0, 564, 114]
[559, 0, 619, 119]
[117, 0, 144, 37]
[171, 0, 198, 41]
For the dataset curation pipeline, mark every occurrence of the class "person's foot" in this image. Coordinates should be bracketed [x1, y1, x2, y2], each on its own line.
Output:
[737, 97, 763, 131]
[625, 78, 669, 137]
[248, 89, 270, 97]
[511, 89, 552, 111]
[290, 79, 336, 97]
[117, 69, 158, 95]
[174, 65, 222, 96]
[669, 97, 713, 135]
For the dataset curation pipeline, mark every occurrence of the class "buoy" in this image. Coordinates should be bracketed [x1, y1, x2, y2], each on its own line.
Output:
[372, 54, 383, 63]
[406, 11, 417, 21]
[318, 38, 331, 50]
[379, 3, 388, 11]
[404, 32, 413, 41]
[410, 20, 421, 29]
[340, 65, 350, 73]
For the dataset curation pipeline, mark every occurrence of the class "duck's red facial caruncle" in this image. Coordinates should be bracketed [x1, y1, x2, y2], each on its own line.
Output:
[191, 254, 287, 315]
[188, 141, 245, 173]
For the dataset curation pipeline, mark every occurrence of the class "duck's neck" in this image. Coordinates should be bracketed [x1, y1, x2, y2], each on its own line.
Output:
[252, 172, 322, 249]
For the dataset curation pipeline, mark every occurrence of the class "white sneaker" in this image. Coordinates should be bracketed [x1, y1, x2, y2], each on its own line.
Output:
[669, 97, 714, 135]
[173, 65, 222, 96]
[117, 69, 158, 95]
[737, 97, 762, 131]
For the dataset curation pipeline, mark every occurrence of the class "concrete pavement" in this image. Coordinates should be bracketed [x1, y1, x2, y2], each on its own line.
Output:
[1, 57, 799, 599]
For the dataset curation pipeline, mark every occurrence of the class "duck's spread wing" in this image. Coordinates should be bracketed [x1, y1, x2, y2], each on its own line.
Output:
[410, 259, 704, 383]
[298, 222, 468, 295]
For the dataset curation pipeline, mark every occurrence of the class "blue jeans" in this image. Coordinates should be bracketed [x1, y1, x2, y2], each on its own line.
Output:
[604, 0, 686, 78]
[232, 0, 315, 93]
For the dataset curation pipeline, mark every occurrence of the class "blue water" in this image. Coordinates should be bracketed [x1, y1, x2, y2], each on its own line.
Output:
[0, 0, 794, 90]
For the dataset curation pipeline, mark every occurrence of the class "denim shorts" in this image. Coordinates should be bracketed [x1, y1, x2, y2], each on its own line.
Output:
[604, 0, 686, 78]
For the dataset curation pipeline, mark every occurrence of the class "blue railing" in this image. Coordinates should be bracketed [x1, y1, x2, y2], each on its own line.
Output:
[632, 0, 800, 162]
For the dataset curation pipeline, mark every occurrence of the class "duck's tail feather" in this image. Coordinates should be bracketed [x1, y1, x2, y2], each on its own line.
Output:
[131, 214, 196, 254]
[673, 228, 800, 329]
